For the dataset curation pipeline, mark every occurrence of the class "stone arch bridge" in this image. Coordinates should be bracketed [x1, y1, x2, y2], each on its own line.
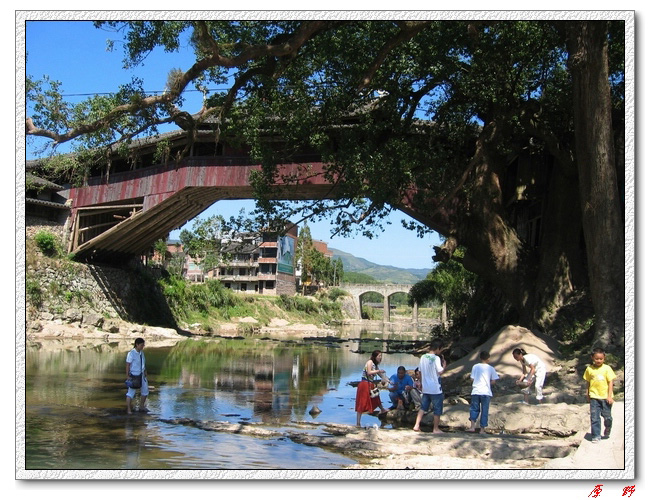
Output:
[339, 284, 418, 323]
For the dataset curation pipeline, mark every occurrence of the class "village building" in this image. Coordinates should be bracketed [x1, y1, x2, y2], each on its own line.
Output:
[165, 224, 300, 295]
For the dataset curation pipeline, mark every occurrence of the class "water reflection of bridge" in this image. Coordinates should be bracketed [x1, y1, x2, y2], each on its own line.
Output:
[339, 284, 417, 322]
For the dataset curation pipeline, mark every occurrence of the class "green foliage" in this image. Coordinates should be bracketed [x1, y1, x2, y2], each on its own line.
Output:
[555, 315, 596, 350]
[297, 224, 344, 288]
[159, 274, 342, 326]
[166, 244, 186, 277]
[361, 291, 383, 303]
[297, 224, 314, 283]
[153, 139, 172, 164]
[47, 281, 63, 297]
[160, 275, 242, 321]
[408, 279, 438, 305]
[153, 239, 168, 264]
[409, 246, 479, 326]
[179, 216, 227, 273]
[34, 230, 59, 257]
[361, 305, 381, 320]
[277, 295, 319, 314]
[26, 278, 43, 308]
[325, 287, 348, 301]
[63, 289, 93, 304]
[276, 294, 342, 322]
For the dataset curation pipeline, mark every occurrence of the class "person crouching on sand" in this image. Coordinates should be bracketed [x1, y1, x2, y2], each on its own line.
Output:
[512, 347, 547, 404]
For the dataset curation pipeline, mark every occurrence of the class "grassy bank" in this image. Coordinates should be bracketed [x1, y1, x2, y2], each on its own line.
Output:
[159, 275, 344, 332]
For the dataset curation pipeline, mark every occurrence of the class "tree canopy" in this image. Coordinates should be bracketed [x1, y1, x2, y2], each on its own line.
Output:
[26, 19, 627, 345]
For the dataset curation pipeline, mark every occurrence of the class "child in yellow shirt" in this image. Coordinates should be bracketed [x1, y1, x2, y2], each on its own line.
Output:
[583, 347, 616, 443]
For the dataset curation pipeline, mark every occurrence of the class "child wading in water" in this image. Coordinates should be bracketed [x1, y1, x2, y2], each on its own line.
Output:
[583, 347, 616, 443]
[468, 350, 499, 433]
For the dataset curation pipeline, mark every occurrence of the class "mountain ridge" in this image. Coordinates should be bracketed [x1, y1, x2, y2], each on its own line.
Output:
[330, 247, 430, 284]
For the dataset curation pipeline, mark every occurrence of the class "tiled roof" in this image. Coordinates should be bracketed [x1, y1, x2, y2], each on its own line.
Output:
[26, 173, 64, 191]
[25, 197, 68, 209]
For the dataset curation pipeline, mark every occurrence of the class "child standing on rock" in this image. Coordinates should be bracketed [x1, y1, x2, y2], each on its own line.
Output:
[583, 347, 616, 443]
[468, 350, 499, 433]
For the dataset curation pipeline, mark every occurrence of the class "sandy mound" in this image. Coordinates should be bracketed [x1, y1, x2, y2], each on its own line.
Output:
[444, 325, 561, 379]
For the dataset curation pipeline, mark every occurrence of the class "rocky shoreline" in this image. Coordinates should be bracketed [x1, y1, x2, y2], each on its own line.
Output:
[135, 395, 606, 470]
[25, 316, 343, 343]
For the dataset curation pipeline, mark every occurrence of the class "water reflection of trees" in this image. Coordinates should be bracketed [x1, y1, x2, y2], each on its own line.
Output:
[25, 341, 128, 408]
[162, 339, 342, 422]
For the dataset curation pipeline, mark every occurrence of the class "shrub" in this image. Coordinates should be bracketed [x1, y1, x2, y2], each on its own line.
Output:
[361, 305, 381, 320]
[327, 287, 348, 301]
[277, 295, 318, 314]
[159, 275, 243, 321]
[26, 279, 43, 308]
[34, 230, 59, 257]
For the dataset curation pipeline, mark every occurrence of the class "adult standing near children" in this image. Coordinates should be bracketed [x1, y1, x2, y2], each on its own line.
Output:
[512, 347, 547, 404]
[413, 339, 446, 434]
[355, 350, 389, 426]
[468, 351, 499, 433]
[126, 337, 149, 414]
[583, 347, 616, 443]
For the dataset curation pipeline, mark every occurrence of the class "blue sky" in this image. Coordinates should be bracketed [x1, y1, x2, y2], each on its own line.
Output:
[25, 20, 441, 270]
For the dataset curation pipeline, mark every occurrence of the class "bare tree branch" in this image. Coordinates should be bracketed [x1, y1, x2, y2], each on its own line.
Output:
[26, 21, 339, 146]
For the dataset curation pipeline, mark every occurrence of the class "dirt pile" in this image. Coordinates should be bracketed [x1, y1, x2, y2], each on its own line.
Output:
[444, 325, 561, 380]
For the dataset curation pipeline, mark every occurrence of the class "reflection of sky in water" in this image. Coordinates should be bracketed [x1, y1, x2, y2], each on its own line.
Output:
[25, 334, 422, 469]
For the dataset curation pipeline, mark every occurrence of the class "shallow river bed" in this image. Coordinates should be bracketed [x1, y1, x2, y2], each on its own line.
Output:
[25, 330, 427, 470]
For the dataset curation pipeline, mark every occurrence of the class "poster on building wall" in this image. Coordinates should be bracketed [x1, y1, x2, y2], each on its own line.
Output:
[277, 235, 294, 274]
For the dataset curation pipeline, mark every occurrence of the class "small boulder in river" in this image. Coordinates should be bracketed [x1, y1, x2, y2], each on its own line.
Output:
[309, 406, 322, 417]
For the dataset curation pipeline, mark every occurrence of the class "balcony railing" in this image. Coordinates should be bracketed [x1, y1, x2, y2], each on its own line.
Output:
[218, 275, 259, 282]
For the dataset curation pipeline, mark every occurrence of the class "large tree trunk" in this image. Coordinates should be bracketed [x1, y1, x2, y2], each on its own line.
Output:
[416, 136, 586, 333]
[532, 157, 588, 330]
[568, 21, 625, 348]
[441, 145, 540, 326]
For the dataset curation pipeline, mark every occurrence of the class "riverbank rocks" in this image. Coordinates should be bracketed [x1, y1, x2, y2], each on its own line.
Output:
[26, 256, 176, 328]
[81, 312, 104, 328]
[156, 416, 581, 468]
[103, 319, 121, 333]
[26, 318, 186, 342]
[64, 307, 83, 323]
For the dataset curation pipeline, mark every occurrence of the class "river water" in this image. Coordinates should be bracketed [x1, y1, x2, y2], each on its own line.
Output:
[24, 328, 429, 470]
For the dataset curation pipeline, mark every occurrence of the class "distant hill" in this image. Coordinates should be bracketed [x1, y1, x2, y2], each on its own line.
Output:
[331, 248, 430, 284]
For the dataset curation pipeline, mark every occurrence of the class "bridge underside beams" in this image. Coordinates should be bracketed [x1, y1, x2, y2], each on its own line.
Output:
[67, 160, 341, 261]
[72, 187, 224, 261]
